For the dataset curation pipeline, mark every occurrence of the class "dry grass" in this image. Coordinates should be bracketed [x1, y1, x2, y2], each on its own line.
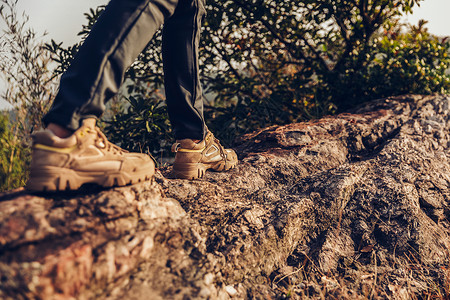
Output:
[270, 248, 450, 299]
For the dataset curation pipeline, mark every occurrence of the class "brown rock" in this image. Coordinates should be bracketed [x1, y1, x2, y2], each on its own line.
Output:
[1, 94, 450, 299]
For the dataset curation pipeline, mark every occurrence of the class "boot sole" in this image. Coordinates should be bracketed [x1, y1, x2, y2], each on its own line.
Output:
[26, 165, 155, 192]
[172, 160, 237, 180]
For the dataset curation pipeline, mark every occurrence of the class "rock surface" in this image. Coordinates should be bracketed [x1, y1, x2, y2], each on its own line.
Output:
[1, 94, 450, 299]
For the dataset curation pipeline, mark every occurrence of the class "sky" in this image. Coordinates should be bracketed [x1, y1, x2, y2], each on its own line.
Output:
[402, 0, 450, 36]
[0, 0, 450, 110]
[15, 0, 109, 45]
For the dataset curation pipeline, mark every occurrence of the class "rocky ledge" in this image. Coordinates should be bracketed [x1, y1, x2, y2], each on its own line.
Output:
[1, 94, 449, 299]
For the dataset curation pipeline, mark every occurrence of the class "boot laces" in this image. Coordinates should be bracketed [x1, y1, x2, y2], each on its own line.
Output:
[93, 127, 128, 155]
[213, 137, 226, 159]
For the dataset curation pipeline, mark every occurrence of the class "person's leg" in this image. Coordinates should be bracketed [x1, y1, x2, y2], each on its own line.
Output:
[162, 0, 238, 179]
[27, 0, 181, 191]
[162, 0, 206, 140]
[43, 0, 178, 132]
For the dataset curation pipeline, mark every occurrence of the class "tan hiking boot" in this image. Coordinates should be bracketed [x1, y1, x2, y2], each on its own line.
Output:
[26, 119, 155, 192]
[171, 131, 238, 179]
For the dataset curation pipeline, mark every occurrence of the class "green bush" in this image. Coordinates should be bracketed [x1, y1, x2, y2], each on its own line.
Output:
[0, 113, 30, 192]
[104, 94, 173, 161]
[322, 19, 450, 110]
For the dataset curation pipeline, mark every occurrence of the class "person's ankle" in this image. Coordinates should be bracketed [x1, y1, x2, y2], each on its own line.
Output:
[47, 123, 73, 138]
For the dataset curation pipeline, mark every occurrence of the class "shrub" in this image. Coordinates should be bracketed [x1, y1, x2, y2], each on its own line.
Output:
[0, 112, 30, 192]
[104, 94, 173, 162]
[322, 19, 450, 110]
[0, 0, 58, 136]
[0, 0, 57, 191]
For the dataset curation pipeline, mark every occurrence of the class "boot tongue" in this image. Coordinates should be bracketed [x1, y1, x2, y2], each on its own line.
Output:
[81, 118, 96, 129]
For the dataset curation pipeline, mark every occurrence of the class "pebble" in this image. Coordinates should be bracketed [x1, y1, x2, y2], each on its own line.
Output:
[225, 285, 237, 297]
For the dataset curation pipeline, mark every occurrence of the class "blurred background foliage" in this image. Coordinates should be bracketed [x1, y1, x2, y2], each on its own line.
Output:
[45, 0, 450, 147]
[1, 0, 450, 190]
[0, 112, 30, 191]
[0, 0, 55, 190]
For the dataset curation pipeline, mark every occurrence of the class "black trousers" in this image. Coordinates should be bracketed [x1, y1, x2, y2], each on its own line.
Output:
[43, 0, 207, 140]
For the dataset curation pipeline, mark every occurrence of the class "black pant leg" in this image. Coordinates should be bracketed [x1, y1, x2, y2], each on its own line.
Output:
[44, 0, 178, 131]
[162, 0, 207, 140]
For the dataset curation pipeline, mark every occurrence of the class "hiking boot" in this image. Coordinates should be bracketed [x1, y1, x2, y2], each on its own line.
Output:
[26, 119, 155, 192]
[171, 131, 238, 179]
